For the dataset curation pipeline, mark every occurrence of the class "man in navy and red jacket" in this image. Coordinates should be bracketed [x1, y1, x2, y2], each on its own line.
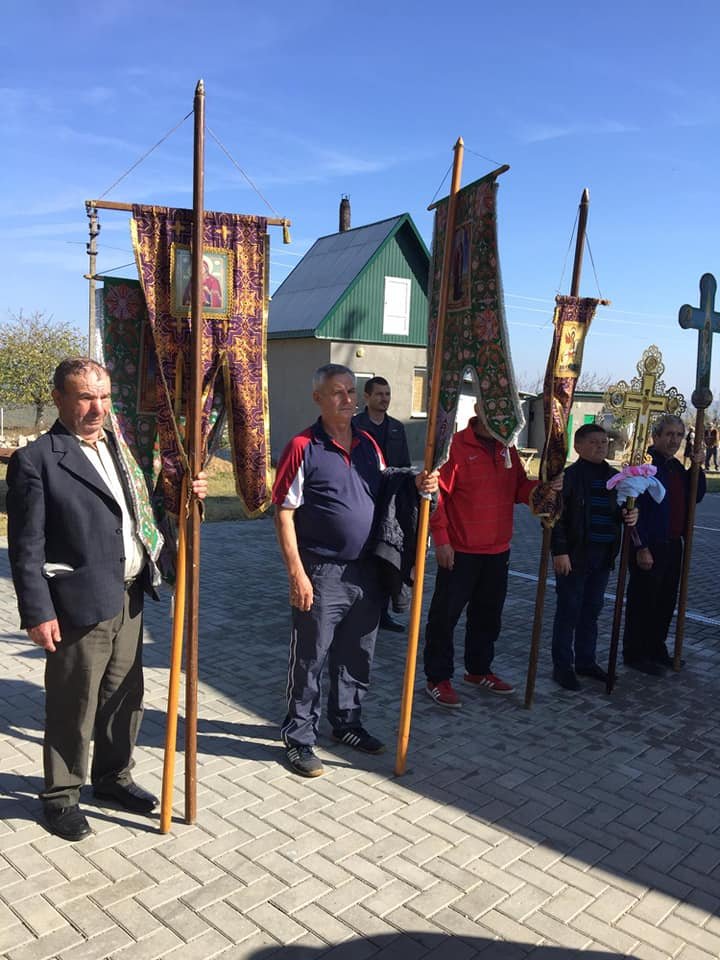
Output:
[623, 414, 705, 674]
[272, 364, 437, 778]
[423, 408, 562, 708]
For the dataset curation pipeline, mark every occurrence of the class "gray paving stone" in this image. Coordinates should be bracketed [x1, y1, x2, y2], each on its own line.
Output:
[56, 928, 134, 960]
[1, 501, 720, 957]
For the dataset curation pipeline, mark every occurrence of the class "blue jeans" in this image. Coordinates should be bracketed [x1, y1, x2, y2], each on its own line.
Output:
[551, 550, 611, 672]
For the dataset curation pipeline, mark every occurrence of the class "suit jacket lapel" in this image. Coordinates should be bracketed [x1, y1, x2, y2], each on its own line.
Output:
[50, 421, 121, 511]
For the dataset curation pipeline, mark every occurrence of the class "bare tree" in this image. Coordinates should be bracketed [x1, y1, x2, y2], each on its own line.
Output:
[515, 369, 544, 394]
[576, 370, 613, 392]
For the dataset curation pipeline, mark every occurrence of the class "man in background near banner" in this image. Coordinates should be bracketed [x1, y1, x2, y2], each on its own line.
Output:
[550, 424, 638, 691]
[623, 414, 705, 675]
[704, 423, 718, 471]
[273, 364, 437, 777]
[6, 358, 207, 841]
[424, 408, 563, 707]
[353, 376, 411, 633]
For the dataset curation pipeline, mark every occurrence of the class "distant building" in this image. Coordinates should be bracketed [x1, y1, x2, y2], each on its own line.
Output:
[527, 390, 619, 461]
[267, 201, 430, 460]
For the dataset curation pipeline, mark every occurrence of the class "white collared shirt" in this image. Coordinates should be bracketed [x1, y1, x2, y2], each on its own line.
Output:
[76, 430, 145, 580]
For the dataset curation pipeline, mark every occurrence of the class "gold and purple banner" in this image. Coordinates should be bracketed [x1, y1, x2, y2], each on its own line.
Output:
[427, 176, 524, 467]
[131, 205, 271, 516]
[531, 295, 599, 522]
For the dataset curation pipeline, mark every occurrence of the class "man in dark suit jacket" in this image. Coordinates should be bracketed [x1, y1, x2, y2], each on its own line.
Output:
[353, 376, 411, 632]
[7, 357, 207, 841]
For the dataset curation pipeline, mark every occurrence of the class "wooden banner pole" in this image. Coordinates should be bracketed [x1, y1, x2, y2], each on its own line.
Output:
[524, 188, 589, 709]
[85, 198, 291, 234]
[673, 407, 705, 670]
[184, 79, 205, 824]
[605, 495, 635, 693]
[394, 137, 465, 777]
[160, 478, 188, 833]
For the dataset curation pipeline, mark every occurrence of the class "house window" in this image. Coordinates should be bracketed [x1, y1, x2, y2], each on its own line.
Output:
[412, 367, 427, 417]
[383, 276, 411, 336]
[353, 372, 374, 412]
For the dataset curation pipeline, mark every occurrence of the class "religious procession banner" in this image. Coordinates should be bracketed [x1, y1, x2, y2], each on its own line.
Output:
[427, 176, 524, 467]
[530, 295, 600, 523]
[98, 277, 161, 489]
[131, 206, 271, 517]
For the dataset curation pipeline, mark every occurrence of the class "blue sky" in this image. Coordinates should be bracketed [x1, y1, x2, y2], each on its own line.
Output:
[2, 0, 719, 404]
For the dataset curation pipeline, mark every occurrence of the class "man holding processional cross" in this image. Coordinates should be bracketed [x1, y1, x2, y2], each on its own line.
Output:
[603, 346, 704, 677]
[623, 414, 705, 674]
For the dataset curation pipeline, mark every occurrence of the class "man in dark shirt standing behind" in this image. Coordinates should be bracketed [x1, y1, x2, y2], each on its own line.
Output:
[353, 376, 411, 632]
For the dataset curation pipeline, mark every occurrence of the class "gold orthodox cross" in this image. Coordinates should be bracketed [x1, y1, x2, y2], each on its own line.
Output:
[603, 345, 686, 464]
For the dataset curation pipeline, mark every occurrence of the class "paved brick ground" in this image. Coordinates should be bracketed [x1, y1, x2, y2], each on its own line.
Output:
[0, 495, 718, 959]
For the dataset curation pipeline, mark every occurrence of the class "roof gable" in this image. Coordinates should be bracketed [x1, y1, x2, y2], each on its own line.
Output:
[268, 214, 427, 338]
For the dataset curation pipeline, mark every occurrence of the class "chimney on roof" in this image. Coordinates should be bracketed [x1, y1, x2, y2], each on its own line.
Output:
[339, 195, 351, 233]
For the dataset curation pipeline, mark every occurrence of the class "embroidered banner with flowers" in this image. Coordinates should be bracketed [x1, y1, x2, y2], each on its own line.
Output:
[427, 175, 524, 467]
[99, 277, 160, 490]
[131, 206, 271, 517]
[530, 295, 600, 523]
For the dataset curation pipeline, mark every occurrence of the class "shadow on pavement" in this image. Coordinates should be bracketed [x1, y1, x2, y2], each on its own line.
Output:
[247, 932, 630, 958]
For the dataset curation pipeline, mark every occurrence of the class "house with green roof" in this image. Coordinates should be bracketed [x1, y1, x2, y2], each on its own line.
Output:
[268, 202, 430, 459]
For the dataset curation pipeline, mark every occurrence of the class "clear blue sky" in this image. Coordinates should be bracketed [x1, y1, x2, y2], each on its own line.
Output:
[2, 1, 719, 404]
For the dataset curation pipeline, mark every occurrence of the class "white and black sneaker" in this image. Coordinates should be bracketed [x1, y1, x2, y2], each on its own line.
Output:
[286, 744, 324, 778]
[331, 726, 385, 754]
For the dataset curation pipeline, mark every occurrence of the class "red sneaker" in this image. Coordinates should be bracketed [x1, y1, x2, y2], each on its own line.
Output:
[425, 680, 462, 708]
[464, 673, 514, 694]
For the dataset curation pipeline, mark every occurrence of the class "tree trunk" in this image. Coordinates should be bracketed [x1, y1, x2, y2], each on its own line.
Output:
[34, 402, 45, 434]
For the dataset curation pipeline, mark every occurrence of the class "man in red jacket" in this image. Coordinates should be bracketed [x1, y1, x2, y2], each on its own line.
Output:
[424, 411, 562, 707]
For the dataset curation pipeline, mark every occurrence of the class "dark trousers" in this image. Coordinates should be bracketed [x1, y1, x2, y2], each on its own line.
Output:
[282, 557, 382, 747]
[551, 552, 611, 672]
[623, 539, 683, 662]
[423, 550, 509, 682]
[41, 581, 144, 810]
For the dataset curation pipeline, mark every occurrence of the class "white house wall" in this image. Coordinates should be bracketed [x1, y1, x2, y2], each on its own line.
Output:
[331, 341, 428, 461]
[267, 338, 332, 461]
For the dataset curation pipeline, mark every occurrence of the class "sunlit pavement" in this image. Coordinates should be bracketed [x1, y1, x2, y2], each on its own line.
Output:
[0, 495, 718, 959]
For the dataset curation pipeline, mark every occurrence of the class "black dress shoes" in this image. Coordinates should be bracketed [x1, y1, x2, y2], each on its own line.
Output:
[623, 658, 665, 676]
[44, 804, 92, 841]
[553, 668, 581, 691]
[652, 653, 685, 669]
[94, 781, 159, 814]
[575, 663, 608, 682]
[379, 613, 405, 633]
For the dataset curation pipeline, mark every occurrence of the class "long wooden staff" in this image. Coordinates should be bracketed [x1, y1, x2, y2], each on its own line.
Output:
[185, 79, 205, 823]
[673, 408, 705, 670]
[160, 475, 188, 833]
[394, 137, 464, 776]
[605, 494, 635, 693]
[674, 273, 720, 670]
[524, 189, 589, 708]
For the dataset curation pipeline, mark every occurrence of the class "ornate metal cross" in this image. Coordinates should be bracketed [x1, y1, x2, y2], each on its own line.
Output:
[604, 345, 686, 464]
[679, 272, 720, 409]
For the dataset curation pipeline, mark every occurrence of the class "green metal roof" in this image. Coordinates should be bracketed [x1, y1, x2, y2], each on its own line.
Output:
[268, 214, 429, 341]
